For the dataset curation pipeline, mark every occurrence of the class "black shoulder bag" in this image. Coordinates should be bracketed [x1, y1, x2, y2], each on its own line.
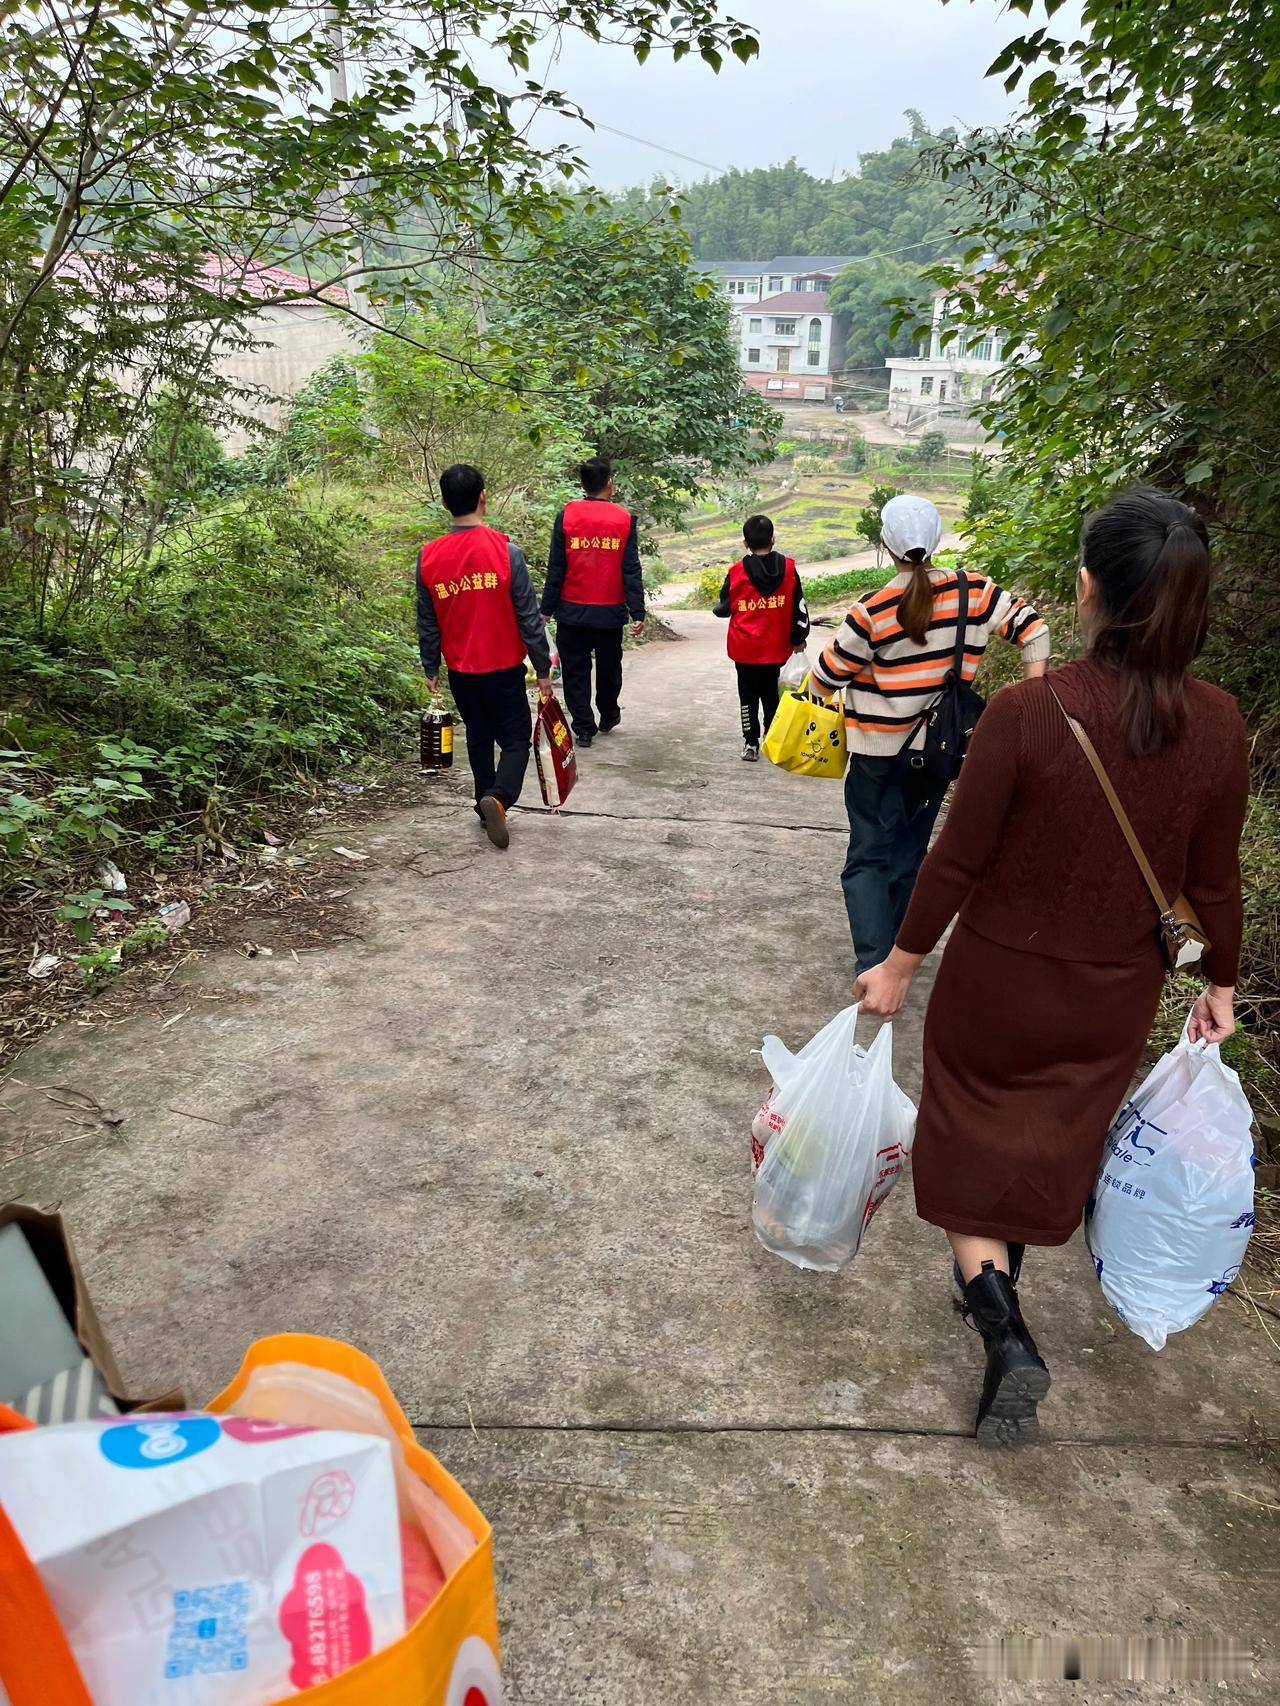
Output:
[896, 569, 986, 805]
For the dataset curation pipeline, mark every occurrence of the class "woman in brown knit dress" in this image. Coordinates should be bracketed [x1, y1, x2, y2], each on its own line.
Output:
[855, 488, 1249, 1449]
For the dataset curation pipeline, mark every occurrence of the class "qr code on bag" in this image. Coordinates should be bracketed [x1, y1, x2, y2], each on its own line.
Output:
[165, 1580, 252, 1678]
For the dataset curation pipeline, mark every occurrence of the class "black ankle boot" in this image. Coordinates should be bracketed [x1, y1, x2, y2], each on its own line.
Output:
[951, 1242, 1025, 1311]
[962, 1260, 1050, 1450]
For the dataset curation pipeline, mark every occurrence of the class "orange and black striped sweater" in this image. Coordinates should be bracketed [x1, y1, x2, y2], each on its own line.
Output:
[810, 568, 1050, 756]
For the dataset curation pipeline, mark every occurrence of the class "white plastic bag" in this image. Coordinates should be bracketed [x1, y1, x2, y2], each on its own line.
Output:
[1085, 1010, 1256, 1351]
[778, 650, 810, 691]
[751, 1004, 916, 1271]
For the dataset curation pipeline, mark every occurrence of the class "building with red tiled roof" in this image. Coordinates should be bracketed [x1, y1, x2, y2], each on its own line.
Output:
[55, 249, 359, 452]
[55, 250, 350, 307]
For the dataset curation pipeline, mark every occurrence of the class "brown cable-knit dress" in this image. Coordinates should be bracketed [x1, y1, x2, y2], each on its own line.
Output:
[897, 659, 1248, 1245]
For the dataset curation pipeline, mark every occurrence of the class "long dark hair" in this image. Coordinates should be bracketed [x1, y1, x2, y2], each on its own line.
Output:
[897, 550, 933, 645]
[1081, 487, 1211, 756]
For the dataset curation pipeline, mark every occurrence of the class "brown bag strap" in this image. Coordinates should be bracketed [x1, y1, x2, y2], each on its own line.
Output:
[1047, 684, 1175, 919]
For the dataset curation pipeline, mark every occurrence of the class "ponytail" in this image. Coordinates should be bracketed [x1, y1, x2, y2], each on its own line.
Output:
[1082, 490, 1211, 756]
[897, 549, 934, 645]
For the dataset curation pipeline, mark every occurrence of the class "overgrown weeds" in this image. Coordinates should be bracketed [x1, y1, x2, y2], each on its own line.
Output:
[2, 487, 425, 940]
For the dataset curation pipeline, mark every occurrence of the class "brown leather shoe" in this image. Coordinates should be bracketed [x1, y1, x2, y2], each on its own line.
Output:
[478, 796, 510, 849]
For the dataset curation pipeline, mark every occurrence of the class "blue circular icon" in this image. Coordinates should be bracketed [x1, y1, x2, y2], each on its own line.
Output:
[99, 1416, 221, 1469]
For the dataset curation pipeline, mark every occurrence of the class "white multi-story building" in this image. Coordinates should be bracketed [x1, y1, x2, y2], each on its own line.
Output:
[735, 293, 846, 403]
[706, 255, 856, 303]
[700, 257, 855, 402]
[885, 279, 1012, 436]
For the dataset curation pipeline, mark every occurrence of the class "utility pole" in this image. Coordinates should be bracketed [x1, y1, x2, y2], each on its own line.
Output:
[324, 6, 371, 330]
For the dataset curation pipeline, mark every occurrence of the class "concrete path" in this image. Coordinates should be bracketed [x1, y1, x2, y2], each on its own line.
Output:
[2, 616, 1277, 1701]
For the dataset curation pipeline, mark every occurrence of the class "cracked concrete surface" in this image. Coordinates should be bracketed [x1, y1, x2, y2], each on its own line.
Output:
[1, 614, 1276, 1702]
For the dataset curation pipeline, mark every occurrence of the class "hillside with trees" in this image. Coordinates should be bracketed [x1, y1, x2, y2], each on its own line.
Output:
[617, 113, 961, 263]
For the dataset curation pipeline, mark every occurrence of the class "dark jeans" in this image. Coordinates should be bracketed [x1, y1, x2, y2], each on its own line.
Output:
[841, 754, 946, 975]
[447, 664, 532, 811]
[556, 620, 624, 739]
[735, 661, 781, 744]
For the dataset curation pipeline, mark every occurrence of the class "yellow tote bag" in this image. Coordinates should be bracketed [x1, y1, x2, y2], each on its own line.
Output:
[762, 676, 848, 778]
[209, 1334, 503, 1706]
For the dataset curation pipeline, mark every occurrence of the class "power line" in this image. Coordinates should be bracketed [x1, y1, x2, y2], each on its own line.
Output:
[560, 114, 962, 266]
[587, 122, 727, 176]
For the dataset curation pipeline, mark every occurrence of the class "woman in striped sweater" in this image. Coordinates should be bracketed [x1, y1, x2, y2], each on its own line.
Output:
[810, 495, 1051, 975]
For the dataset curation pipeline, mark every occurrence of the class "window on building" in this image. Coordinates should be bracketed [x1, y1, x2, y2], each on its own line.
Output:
[920, 376, 934, 396]
[768, 274, 783, 291]
[747, 348, 761, 364]
[748, 318, 762, 332]
[774, 318, 796, 336]
[807, 350, 821, 366]
[807, 316, 822, 344]
[968, 335, 995, 362]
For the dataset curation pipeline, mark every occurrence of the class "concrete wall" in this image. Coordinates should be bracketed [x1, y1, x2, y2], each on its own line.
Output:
[217, 304, 362, 453]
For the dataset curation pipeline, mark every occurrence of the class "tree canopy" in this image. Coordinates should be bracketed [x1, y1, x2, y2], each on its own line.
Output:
[926, 0, 1280, 694]
[494, 207, 778, 531]
[618, 114, 961, 262]
[0, 0, 762, 628]
[828, 258, 924, 371]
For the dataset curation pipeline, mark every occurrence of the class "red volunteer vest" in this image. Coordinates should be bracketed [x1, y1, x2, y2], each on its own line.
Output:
[727, 557, 798, 665]
[560, 498, 632, 605]
[419, 526, 526, 674]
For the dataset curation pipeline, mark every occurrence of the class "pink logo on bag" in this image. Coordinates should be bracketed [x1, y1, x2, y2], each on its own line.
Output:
[299, 1469, 357, 1536]
[222, 1417, 315, 1445]
[279, 1542, 373, 1687]
[751, 1090, 785, 1175]
[860, 1143, 906, 1236]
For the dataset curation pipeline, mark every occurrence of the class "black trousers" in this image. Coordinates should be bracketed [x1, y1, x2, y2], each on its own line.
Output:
[447, 664, 532, 811]
[556, 620, 624, 739]
[735, 661, 782, 744]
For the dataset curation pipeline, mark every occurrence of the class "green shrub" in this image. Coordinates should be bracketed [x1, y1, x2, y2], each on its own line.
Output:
[803, 564, 887, 605]
[809, 538, 861, 562]
[839, 436, 869, 473]
[913, 429, 948, 468]
[1, 488, 423, 905]
[694, 565, 727, 605]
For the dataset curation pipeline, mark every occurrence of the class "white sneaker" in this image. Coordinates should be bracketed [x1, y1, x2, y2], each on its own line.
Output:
[742, 741, 760, 762]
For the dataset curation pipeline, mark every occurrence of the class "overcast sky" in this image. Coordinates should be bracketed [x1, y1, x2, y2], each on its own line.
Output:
[516, 0, 1082, 189]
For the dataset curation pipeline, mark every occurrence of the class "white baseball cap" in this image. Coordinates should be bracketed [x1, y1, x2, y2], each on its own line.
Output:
[881, 494, 943, 561]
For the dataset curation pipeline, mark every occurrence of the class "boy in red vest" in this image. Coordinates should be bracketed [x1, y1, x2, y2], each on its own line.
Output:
[540, 456, 646, 748]
[417, 463, 553, 849]
[714, 513, 810, 760]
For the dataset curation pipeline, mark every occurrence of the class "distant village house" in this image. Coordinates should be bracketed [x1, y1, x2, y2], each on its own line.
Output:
[700, 256, 854, 403]
[885, 264, 1013, 439]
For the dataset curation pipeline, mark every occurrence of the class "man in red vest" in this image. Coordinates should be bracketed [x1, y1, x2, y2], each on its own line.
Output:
[714, 512, 811, 760]
[417, 463, 552, 848]
[539, 456, 646, 747]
